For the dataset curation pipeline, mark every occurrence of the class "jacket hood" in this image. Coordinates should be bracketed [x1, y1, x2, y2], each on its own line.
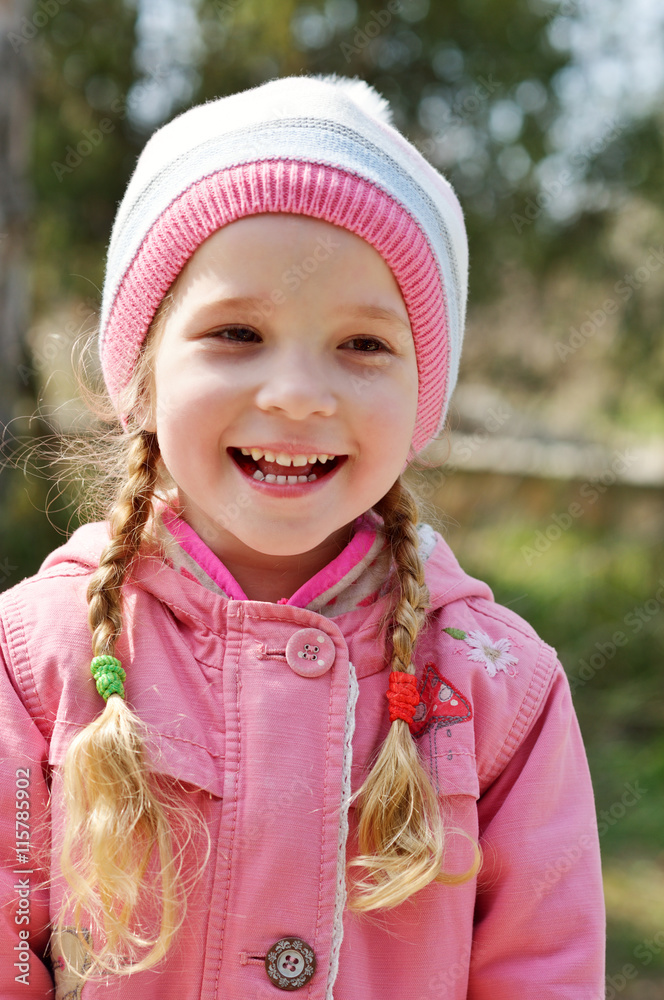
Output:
[39, 514, 493, 617]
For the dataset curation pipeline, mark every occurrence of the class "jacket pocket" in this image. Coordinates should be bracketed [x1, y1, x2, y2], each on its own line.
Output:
[49, 717, 225, 798]
[350, 723, 479, 803]
[417, 733, 480, 800]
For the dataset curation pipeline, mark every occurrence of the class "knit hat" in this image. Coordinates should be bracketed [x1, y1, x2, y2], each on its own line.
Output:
[99, 74, 468, 453]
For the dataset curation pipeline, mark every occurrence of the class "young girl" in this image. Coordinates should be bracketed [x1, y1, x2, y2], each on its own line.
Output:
[0, 74, 605, 998]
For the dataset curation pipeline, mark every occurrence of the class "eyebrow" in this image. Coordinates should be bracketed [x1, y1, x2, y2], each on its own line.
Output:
[192, 296, 410, 328]
[343, 304, 411, 329]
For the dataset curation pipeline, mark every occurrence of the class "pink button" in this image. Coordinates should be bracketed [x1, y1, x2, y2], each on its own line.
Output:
[285, 628, 335, 677]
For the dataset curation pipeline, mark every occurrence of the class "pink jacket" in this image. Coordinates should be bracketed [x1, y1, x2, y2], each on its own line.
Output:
[0, 511, 605, 999]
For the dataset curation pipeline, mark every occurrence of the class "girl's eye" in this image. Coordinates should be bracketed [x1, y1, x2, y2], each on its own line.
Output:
[208, 329, 390, 351]
[343, 337, 389, 353]
[213, 326, 261, 343]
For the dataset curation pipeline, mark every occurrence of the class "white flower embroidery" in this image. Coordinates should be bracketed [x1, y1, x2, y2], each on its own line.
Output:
[463, 629, 519, 677]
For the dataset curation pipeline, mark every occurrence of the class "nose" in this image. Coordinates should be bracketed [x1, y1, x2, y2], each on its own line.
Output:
[254, 348, 337, 419]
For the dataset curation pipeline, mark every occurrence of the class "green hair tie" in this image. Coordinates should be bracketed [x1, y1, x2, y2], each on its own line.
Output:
[90, 654, 126, 701]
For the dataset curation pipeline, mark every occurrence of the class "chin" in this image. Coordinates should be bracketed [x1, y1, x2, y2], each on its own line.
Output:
[235, 528, 334, 558]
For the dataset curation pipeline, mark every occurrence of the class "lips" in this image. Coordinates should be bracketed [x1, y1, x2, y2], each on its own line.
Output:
[229, 448, 344, 484]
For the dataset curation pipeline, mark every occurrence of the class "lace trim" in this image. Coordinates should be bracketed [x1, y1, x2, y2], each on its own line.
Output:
[325, 659, 359, 999]
[416, 521, 438, 561]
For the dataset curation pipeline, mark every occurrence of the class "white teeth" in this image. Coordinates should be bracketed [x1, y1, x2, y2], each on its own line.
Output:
[243, 447, 338, 467]
[259, 470, 316, 485]
[252, 469, 265, 481]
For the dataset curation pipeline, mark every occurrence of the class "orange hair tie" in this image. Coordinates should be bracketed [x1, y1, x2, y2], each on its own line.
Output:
[387, 671, 420, 725]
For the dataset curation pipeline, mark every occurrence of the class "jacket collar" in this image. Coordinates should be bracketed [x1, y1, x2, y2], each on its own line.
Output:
[156, 506, 392, 617]
[38, 508, 492, 622]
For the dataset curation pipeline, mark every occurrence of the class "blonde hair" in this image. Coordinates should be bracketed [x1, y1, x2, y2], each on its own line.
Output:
[55, 292, 478, 976]
[347, 479, 480, 910]
[53, 295, 211, 977]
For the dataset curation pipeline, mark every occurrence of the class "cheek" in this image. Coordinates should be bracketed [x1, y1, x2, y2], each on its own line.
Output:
[153, 360, 226, 428]
[360, 373, 418, 443]
[152, 380, 211, 475]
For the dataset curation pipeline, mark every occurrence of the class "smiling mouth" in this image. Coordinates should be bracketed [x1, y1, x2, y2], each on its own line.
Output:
[229, 448, 345, 484]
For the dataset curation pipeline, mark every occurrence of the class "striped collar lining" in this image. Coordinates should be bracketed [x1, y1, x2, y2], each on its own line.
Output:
[157, 507, 393, 618]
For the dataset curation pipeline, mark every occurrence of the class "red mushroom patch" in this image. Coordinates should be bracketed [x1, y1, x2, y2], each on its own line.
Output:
[410, 661, 472, 738]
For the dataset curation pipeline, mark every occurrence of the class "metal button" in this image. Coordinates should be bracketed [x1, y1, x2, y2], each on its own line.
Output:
[265, 937, 316, 990]
[285, 628, 335, 677]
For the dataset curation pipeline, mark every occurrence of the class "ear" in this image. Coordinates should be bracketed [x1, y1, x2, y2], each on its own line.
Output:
[131, 396, 158, 434]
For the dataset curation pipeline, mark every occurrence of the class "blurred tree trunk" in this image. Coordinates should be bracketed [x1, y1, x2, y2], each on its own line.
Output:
[0, 0, 32, 462]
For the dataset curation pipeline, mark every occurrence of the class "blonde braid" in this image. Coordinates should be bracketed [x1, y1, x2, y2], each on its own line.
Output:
[56, 431, 207, 977]
[87, 431, 159, 653]
[374, 478, 429, 670]
[347, 477, 480, 911]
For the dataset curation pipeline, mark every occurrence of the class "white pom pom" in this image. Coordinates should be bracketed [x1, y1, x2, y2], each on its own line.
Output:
[313, 73, 394, 126]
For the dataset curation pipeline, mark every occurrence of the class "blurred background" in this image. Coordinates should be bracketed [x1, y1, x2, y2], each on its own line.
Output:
[1, 0, 663, 990]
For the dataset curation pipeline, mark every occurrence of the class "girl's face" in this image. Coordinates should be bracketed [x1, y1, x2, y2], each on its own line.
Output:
[147, 214, 418, 578]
